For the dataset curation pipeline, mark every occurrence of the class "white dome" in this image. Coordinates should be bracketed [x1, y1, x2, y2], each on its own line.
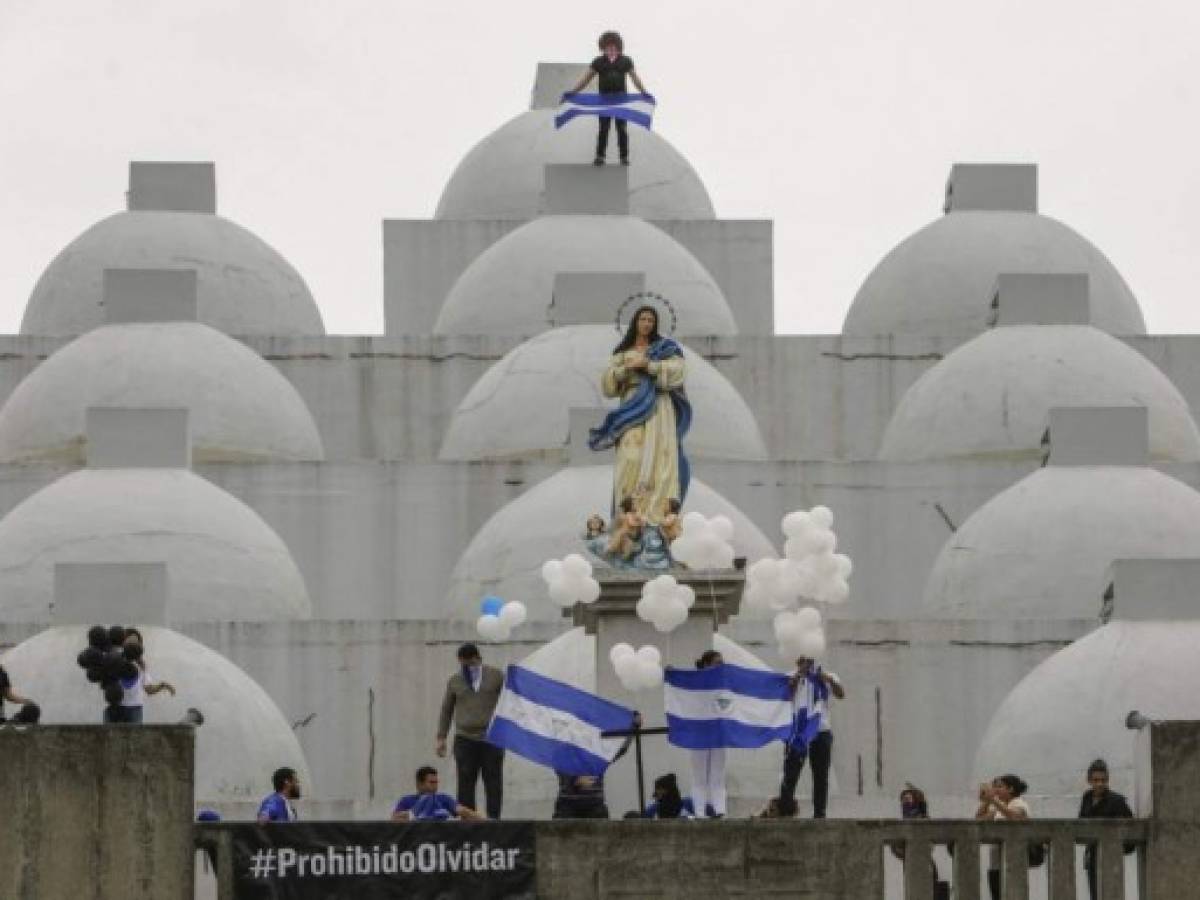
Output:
[435, 109, 715, 220]
[1, 626, 312, 802]
[445, 466, 775, 622]
[879, 326, 1200, 461]
[0, 323, 324, 463]
[433, 217, 737, 338]
[22, 212, 324, 336]
[844, 213, 1145, 337]
[440, 325, 766, 461]
[0, 469, 311, 622]
[922, 467, 1200, 618]
[974, 620, 1200, 796]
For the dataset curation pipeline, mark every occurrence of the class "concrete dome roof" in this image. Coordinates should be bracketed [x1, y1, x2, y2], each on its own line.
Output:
[435, 109, 715, 220]
[973, 620, 1200, 796]
[879, 326, 1200, 461]
[922, 467, 1200, 618]
[440, 325, 767, 461]
[0, 469, 311, 623]
[433, 217, 737, 337]
[445, 465, 775, 622]
[22, 212, 324, 336]
[2, 626, 312, 802]
[0, 323, 324, 464]
[843, 213, 1145, 337]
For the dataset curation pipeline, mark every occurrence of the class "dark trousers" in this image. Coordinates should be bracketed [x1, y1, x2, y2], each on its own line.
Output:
[103, 705, 143, 724]
[596, 116, 628, 160]
[1085, 863, 1097, 900]
[454, 735, 504, 819]
[987, 869, 1001, 900]
[779, 730, 833, 817]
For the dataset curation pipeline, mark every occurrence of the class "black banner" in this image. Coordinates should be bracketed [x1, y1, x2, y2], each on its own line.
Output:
[230, 821, 535, 900]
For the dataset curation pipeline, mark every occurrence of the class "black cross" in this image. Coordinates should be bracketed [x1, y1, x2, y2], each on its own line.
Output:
[601, 724, 670, 814]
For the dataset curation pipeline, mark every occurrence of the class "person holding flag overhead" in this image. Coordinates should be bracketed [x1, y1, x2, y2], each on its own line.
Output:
[778, 656, 845, 819]
[562, 31, 653, 166]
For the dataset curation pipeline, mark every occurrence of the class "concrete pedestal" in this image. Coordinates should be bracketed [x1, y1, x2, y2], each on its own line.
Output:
[567, 567, 744, 815]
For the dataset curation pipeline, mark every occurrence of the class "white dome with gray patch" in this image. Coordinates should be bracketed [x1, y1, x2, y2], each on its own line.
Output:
[922, 467, 1200, 618]
[440, 325, 766, 461]
[22, 212, 324, 336]
[435, 109, 714, 221]
[433, 217, 737, 337]
[844, 213, 1145, 337]
[0, 469, 311, 623]
[879, 326, 1200, 461]
[0, 322, 324, 463]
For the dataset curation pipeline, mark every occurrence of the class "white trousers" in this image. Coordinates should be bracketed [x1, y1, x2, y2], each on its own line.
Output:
[689, 747, 727, 817]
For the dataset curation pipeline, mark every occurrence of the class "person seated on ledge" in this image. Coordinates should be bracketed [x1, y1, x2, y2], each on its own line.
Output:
[607, 496, 645, 561]
[392, 765, 483, 822]
[643, 773, 696, 819]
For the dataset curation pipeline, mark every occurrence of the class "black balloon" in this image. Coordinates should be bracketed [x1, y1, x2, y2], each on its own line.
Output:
[85, 667, 103, 683]
[107, 625, 126, 647]
[78, 647, 103, 669]
[123, 643, 143, 662]
[87, 625, 110, 650]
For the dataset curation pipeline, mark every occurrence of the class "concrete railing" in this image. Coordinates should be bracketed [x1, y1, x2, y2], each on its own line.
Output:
[195, 817, 1149, 899]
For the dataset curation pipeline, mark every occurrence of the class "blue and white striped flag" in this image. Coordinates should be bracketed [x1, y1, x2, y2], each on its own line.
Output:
[555, 92, 657, 130]
[665, 663, 794, 749]
[486, 665, 636, 776]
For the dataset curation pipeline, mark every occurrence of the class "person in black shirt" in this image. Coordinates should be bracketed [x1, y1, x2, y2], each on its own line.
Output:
[0, 663, 40, 725]
[1078, 758, 1133, 900]
[552, 712, 640, 819]
[567, 31, 650, 166]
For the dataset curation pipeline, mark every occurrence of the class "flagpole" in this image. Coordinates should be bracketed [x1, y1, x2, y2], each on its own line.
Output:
[634, 728, 645, 814]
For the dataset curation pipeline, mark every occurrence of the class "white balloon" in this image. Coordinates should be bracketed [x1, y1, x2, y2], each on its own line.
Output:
[636, 659, 664, 688]
[781, 511, 813, 538]
[579, 576, 602, 605]
[562, 553, 592, 579]
[646, 574, 677, 598]
[541, 559, 564, 585]
[548, 580, 576, 607]
[681, 511, 708, 533]
[677, 584, 696, 609]
[610, 642, 636, 664]
[795, 606, 822, 630]
[709, 515, 734, 542]
[499, 600, 527, 627]
[810, 506, 834, 529]
[636, 644, 662, 666]
[833, 554, 853, 579]
[476, 614, 510, 642]
[797, 630, 826, 659]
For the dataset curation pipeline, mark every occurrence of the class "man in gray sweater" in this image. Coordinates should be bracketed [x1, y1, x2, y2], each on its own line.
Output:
[436, 643, 506, 819]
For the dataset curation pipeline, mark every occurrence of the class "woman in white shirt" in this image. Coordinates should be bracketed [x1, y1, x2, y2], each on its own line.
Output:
[975, 773, 1030, 900]
[688, 650, 727, 818]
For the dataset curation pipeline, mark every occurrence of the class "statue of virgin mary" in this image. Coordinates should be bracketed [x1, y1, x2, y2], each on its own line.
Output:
[588, 301, 692, 527]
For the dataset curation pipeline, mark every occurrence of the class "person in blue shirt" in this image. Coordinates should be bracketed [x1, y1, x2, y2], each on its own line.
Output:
[257, 767, 301, 823]
[392, 766, 483, 821]
[643, 773, 696, 819]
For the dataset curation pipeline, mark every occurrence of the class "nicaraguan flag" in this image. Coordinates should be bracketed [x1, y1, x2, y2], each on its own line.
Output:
[665, 663, 794, 749]
[555, 92, 656, 130]
[486, 665, 636, 776]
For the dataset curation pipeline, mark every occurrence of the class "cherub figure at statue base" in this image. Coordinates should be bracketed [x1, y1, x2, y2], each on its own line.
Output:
[583, 499, 673, 571]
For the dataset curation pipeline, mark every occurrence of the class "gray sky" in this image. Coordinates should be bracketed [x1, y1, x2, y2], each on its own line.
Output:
[3, 0, 1199, 335]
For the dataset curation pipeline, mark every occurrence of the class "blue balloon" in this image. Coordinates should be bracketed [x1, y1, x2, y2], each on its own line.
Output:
[480, 596, 504, 617]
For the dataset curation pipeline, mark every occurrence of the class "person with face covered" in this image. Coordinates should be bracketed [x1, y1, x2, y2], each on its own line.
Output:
[778, 655, 844, 819]
[436, 643, 506, 819]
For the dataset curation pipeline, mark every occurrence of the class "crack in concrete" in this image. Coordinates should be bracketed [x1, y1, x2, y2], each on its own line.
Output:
[820, 352, 944, 362]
